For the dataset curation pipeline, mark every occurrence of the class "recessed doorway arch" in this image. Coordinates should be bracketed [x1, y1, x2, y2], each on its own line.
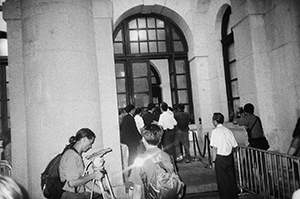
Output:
[113, 13, 194, 119]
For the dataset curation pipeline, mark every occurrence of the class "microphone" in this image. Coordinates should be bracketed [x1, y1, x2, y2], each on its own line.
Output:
[85, 148, 113, 160]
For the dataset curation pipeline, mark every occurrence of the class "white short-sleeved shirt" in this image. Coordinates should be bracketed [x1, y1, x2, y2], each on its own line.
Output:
[158, 111, 177, 130]
[134, 115, 144, 133]
[210, 124, 238, 156]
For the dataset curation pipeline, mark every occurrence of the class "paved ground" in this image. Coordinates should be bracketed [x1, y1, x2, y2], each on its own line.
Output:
[177, 157, 257, 199]
[177, 157, 217, 194]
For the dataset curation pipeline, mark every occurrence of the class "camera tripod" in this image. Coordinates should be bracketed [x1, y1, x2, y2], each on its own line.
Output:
[84, 148, 117, 199]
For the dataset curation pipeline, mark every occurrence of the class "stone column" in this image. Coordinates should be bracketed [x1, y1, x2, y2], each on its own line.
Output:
[3, 0, 28, 188]
[231, 0, 275, 147]
[5, 0, 105, 198]
[92, 0, 124, 196]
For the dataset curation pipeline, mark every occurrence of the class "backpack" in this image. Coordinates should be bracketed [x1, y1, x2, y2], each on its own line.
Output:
[140, 154, 185, 199]
[41, 147, 77, 199]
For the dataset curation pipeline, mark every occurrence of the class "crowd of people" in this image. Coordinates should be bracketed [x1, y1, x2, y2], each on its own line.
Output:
[2, 101, 300, 199]
[119, 102, 192, 170]
[119, 102, 273, 199]
[121, 102, 300, 199]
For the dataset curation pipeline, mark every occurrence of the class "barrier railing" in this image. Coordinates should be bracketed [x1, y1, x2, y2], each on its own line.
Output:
[189, 129, 211, 165]
[236, 146, 300, 199]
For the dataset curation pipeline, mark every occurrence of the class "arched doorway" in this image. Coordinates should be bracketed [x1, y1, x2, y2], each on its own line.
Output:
[113, 14, 194, 118]
[149, 63, 162, 105]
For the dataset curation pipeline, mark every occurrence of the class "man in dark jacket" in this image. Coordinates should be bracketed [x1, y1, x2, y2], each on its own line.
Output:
[121, 104, 142, 171]
[142, 103, 157, 126]
[174, 103, 191, 162]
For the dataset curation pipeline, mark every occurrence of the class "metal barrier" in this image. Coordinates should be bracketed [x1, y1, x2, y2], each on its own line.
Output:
[189, 129, 211, 164]
[0, 160, 12, 177]
[236, 146, 300, 199]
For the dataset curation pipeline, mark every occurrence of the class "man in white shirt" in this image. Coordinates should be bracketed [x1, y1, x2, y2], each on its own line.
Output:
[158, 102, 177, 158]
[134, 107, 146, 154]
[210, 112, 238, 199]
[134, 107, 144, 134]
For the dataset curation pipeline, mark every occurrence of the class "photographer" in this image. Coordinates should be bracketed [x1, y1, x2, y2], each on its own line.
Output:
[59, 128, 104, 199]
[233, 103, 269, 150]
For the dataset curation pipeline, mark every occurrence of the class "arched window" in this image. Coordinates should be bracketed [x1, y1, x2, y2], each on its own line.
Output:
[221, 7, 238, 121]
[0, 1, 10, 143]
[113, 14, 194, 119]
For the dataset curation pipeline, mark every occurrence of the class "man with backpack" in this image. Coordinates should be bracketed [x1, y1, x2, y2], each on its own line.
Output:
[41, 128, 104, 199]
[128, 124, 184, 199]
[59, 128, 104, 199]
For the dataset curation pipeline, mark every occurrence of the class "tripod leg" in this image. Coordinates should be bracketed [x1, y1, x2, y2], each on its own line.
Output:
[104, 172, 116, 199]
[96, 179, 107, 199]
[90, 179, 96, 199]
[96, 172, 117, 199]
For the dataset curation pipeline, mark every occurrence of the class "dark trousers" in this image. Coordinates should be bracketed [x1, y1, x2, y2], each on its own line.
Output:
[215, 153, 238, 199]
[174, 128, 190, 158]
[161, 129, 176, 158]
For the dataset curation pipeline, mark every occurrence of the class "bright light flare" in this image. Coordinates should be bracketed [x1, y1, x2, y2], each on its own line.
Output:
[133, 157, 144, 167]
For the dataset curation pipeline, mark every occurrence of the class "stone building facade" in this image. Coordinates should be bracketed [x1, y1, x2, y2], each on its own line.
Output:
[2, 0, 300, 198]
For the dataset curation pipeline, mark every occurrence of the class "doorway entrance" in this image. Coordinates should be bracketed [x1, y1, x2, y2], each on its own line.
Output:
[115, 59, 166, 109]
[113, 14, 194, 117]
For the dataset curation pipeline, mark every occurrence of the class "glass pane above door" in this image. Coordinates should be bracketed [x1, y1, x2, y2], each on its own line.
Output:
[134, 93, 150, 108]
